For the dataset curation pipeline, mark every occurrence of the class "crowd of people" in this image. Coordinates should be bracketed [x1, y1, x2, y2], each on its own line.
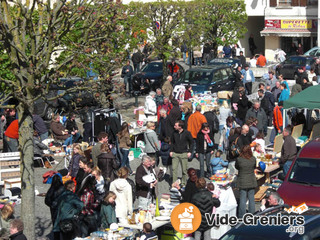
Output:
[1, 48, 320, 239]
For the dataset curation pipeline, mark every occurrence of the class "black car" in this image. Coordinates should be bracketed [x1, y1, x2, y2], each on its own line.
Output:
[176, 65, 235, 94]
[219, 206, 320, 240]
[132, 61, 185, 93]
[3, 90, 58, 121]
[55, 77, 99, 111]
[276, 56, 316, 80]
[208, 58, 241, 68]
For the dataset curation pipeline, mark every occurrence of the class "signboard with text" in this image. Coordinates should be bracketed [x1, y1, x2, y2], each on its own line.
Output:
[281, 20, 312, 29]
[265, 19, 316, 29]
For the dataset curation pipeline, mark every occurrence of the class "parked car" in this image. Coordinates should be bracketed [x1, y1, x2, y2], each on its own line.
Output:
[132, 61, 185, 94]
[175, 65, 235, 94]
[276, 55, 316, 80]
[3, 90, 58, 121]
[304, 47, 320, 57]
[55, 77, 100, 111]
[220, 206, 320, 240]
[278, 139, 320, 208]
[208, 58, 240, 68]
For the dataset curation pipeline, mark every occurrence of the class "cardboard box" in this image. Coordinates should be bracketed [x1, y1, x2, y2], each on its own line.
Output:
[135, 110, 145, 120]
[218, 91, 233, 99]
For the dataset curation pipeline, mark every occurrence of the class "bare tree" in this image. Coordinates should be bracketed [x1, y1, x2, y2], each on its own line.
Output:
[0, 0, 128, 238]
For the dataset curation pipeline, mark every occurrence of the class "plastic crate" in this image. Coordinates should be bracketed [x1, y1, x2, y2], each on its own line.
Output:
[130, 148, 142, 158]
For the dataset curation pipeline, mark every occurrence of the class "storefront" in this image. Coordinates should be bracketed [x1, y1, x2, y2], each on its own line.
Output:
[260, 19, 317, 61]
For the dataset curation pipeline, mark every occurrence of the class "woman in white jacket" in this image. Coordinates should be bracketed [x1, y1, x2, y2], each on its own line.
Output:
[109, 167, 133, 220]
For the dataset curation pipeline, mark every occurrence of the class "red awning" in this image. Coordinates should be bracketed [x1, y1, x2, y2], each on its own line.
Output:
[260, 28, 316, 37]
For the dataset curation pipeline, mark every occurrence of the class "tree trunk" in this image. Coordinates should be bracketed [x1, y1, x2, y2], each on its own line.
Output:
[17, 104, 35, 240]
[162, 57, 168, 85]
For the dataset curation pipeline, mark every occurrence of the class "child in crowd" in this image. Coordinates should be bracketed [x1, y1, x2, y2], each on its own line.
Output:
[92, 167, 105, 202]
[210, 150, 228, 175]
[252, 131, 266, 153]
[159, 137, 172, 168]
[252, 143, 264, 167]
[170, 180, 182, 206]
[67, 144, 83, 178]
[140, 223, 157, 240]
[207, 183, 220, 214]
[100, 191, 117, 229]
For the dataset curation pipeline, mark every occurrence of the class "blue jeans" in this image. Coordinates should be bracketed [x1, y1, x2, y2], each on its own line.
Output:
[63, 132, 80, 146]
[195, 57, 202, 66]
[4, 136, 18, 152]
[40, 132, 48, 142]
[283, 160, 293, 176]
[183, 52, 187, 63]
[198, 152, 212, 177]
[120, 148, 130, 170]
[239, 188, 255, 218]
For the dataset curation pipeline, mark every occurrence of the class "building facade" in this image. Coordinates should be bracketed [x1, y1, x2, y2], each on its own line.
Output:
[261, 0, 318, 60]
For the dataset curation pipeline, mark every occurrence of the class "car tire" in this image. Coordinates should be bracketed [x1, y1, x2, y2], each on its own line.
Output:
[44, 107, 53, 121]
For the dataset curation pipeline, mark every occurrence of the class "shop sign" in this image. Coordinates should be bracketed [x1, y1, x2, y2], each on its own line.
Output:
[281, 20, 312, 29]
[265, 19, 316, 29]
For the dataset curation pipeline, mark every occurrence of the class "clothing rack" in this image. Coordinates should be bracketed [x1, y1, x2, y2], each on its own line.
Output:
[91, 108, 121, 144]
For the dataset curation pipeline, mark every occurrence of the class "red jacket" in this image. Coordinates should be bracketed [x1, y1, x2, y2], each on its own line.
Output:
[273, 106, 283, 131]
[5, 119, 19, 139]
[184, 90, 192, 100]
[157, 103, 173, 121]
[168, 63, 179, 75]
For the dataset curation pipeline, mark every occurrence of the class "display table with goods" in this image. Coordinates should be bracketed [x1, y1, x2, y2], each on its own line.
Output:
[255, 154, 280, 184]
[210, 172, 237, 239]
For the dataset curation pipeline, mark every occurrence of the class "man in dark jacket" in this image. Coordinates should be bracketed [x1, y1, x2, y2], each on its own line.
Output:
[121, 60, 134, 93]
[245, 100, 268, 135]
[54, 181, 84, 239]
[135, 155, 156, 209]
[233, 66, 244, 89]
[131, 50, 143, 73]
[237, 124, 252, 150]
[33, 114, 48, 141]
[258, 88, 275, 127]
[204, 110, 219, 138]
[203, 42, 212, 65]
[65, 112, 80, 143]
[280, 126, 297, 176]
[231, 86, 249, 125]
[297, 67, 308, 85]
[170, 120, 194, 186]
[80, 106, 94, 143]
[239, 51, 246, 67]
[191, 178, 220, 240]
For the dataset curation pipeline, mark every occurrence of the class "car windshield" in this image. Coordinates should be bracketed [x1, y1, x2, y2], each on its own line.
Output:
[141, 63, 163, 72]
[288, 158, 320, 185]
[183, 70, 212, 84]
[306, 58, 315, 66]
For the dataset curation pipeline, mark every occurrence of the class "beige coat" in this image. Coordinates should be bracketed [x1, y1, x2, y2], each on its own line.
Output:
[162, 80, 173, 98]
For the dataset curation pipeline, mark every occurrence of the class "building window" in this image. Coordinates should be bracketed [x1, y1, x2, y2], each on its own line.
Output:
[279, 0, 292, 5]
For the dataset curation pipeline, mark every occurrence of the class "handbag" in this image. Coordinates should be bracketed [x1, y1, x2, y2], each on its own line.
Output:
[59, 218, 74, 233]
[230, 137, 240, 158]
